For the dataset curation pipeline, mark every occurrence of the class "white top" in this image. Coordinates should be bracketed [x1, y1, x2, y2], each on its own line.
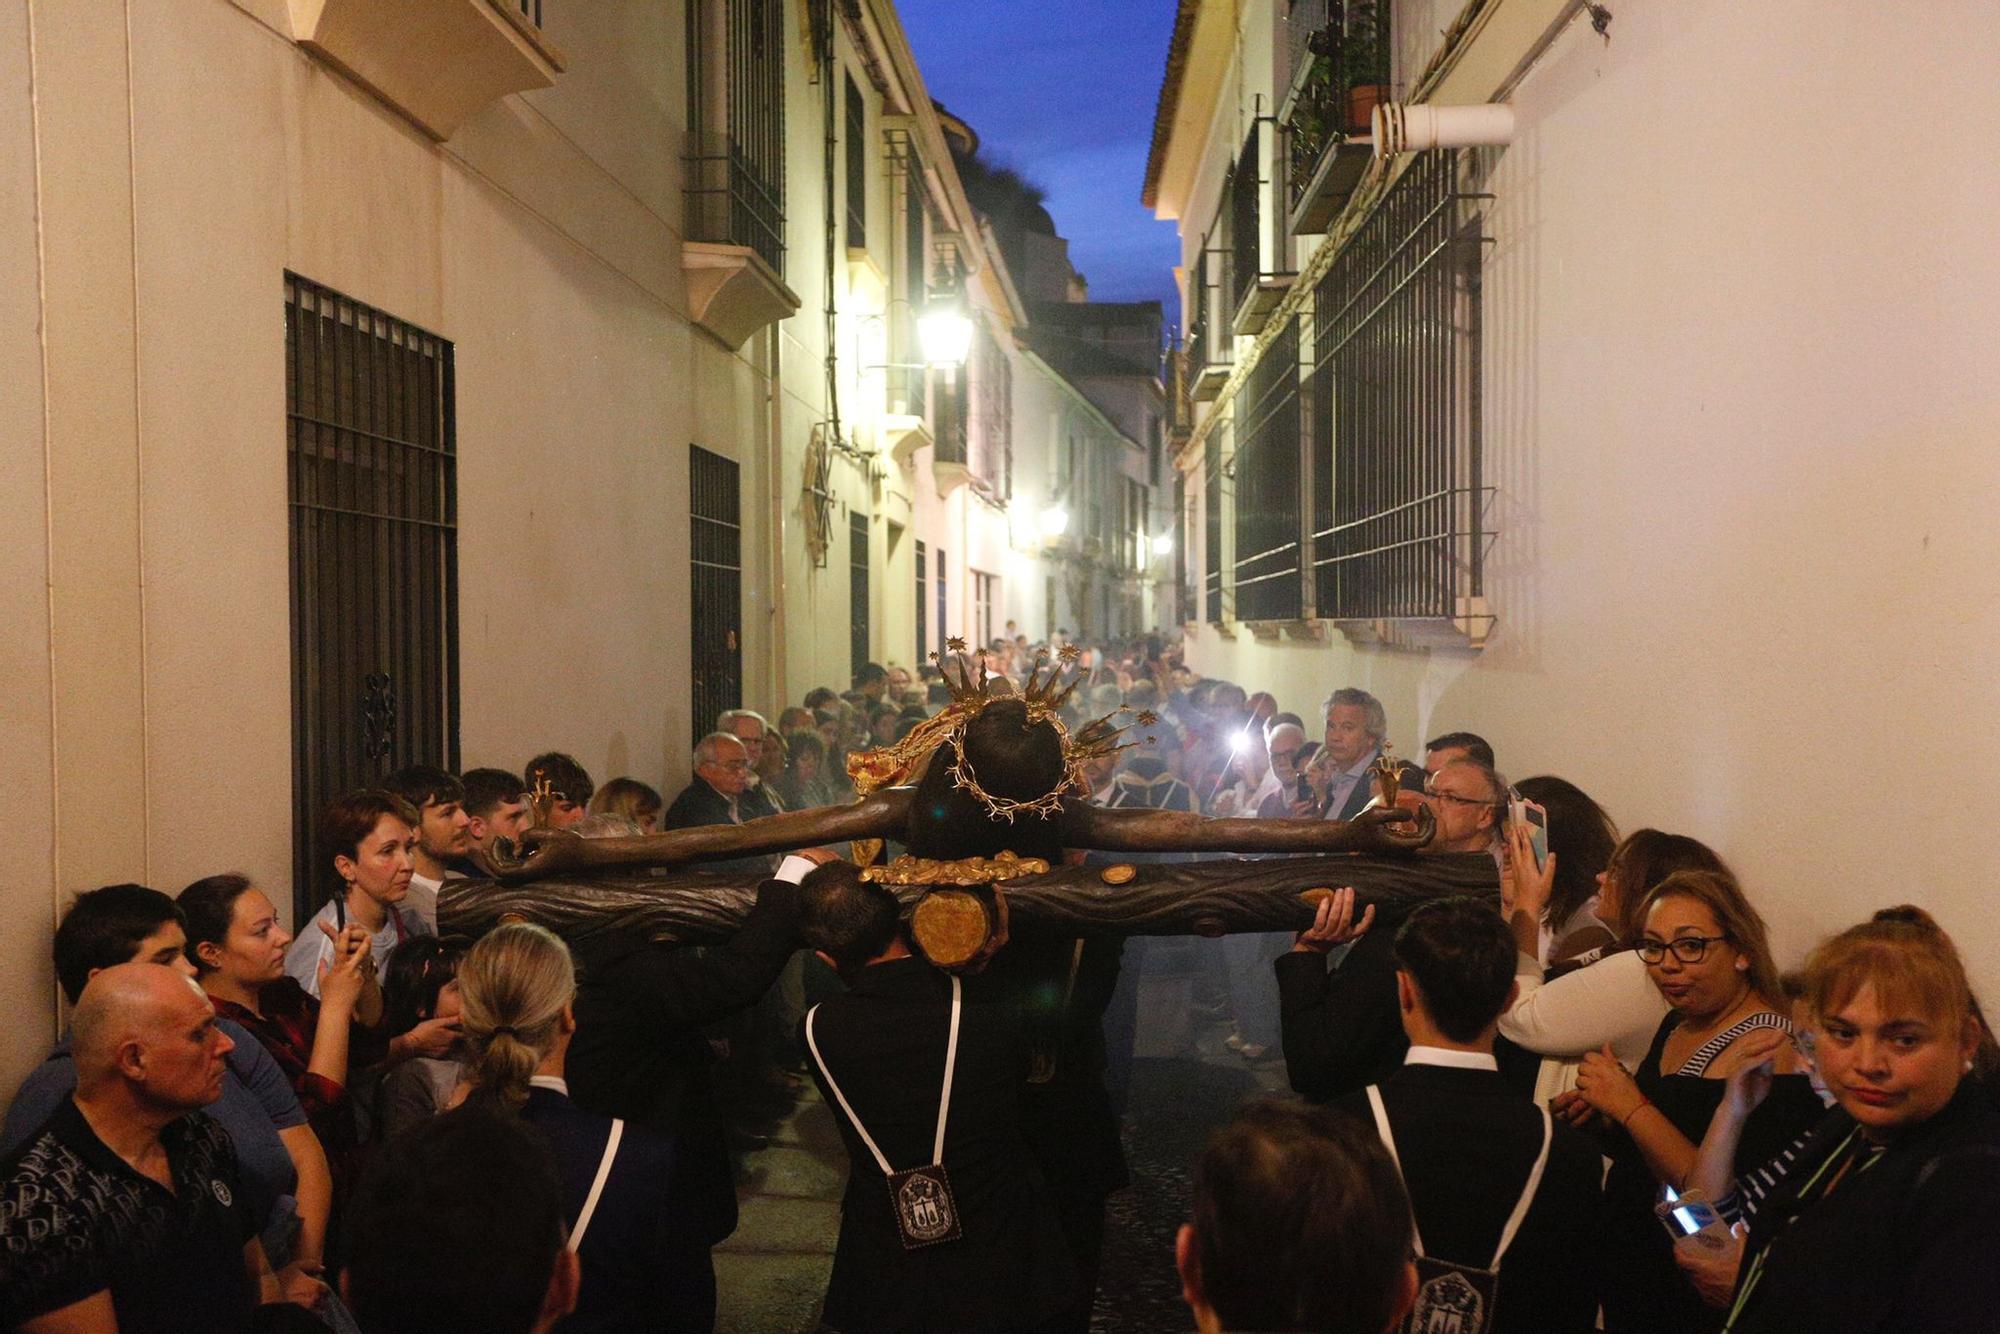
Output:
[528, 1074, 570, 1096]
[1499, 948, 1668, 1102]
[1404, 1046, 1500, 1072]
[282, 895, 430, 998]
[404, 872, 443, 935]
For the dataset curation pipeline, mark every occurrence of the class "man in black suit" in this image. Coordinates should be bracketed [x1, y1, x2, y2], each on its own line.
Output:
[1313, 687, 1424, 821]
[1334, 896, 1602, 1334]
[797, 862, 1079, 1334]
[563, 851, 816, 1333]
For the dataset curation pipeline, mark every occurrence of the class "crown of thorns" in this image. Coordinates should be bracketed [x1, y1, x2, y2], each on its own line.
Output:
[844, 640, 1156, 822]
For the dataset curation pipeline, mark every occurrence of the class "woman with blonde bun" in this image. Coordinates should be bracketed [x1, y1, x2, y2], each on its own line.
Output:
[458, 923, 706, 1333]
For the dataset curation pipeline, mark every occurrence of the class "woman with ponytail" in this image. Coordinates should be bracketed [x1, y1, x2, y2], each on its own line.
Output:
[456, 923, 705, 1332]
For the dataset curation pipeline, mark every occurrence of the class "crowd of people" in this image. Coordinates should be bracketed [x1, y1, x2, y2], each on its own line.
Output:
[3, 630, 1998, 1333]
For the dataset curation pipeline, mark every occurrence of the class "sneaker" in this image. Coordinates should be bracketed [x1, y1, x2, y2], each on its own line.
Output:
[1237, 1042, 1269, 1061]
[1222, 1031, 1247, 1052]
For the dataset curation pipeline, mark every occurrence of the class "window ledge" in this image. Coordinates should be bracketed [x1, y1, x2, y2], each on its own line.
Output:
[880, 413, 931, 469]
[1330, 597, 1494, 650]
[681, 242, 802, 351]
[289, 0, 566, 141]
[933, 458, 973, 497]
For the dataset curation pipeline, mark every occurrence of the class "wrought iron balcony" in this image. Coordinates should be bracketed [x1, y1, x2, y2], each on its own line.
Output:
[1281, 0, 1384, 235]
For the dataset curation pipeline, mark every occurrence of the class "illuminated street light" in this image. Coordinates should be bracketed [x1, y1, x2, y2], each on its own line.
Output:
[1150, 533, 1174, 556]
[918, 301, 975, 367]
[1038, 505, 1071, 538]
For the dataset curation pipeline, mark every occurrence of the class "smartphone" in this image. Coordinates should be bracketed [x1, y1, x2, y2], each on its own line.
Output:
[1508, 791, 1549, 871]
[1656, 1185, 1731, 1249]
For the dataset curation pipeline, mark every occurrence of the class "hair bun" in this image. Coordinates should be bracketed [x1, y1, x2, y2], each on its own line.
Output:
[1872, 905, 1941, 930]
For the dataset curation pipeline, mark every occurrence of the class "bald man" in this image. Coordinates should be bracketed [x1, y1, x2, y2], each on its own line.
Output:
[0, 964, 318, 1333]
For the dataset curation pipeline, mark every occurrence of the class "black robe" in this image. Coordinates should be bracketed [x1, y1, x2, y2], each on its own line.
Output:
[803, 957, 1078, 1333]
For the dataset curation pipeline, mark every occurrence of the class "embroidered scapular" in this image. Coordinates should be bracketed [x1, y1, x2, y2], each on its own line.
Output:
[808, 976, 967, 1251]
[1367, 1084, 1553, 1334]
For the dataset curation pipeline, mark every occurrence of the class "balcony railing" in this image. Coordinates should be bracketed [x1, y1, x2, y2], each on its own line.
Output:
[1282, 0, 1385, 236]
[1185, 243, 1230, 400]
[686, 139, 786, 272]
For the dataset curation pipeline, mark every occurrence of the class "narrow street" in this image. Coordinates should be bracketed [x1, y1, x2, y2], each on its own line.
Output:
[715, 961, 1289, 1334]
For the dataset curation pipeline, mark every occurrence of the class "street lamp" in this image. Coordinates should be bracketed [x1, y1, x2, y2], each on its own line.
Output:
[1150, 533, 1174, 556]
[1038, 505, 1071, 538]
[917, 299, 974, 368]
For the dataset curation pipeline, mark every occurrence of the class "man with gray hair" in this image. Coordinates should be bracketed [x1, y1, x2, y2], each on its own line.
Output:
[665, 731, 774, 877]
[716, 708, 783, 818]
[1312, 687, 1422, 822]
[0, 964, 321, 1331]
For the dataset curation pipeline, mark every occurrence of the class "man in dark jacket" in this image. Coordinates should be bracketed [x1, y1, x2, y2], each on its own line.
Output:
[563, 853, 815, 1333]
[664, 732, 776, 875]
[797, 862, 1078, 1334]
[1333, 896, 1602, 1334]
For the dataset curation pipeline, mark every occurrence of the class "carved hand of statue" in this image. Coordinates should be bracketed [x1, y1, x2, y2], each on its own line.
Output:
[1348, 803, 1435, 853]
[478, 827, 589, 883]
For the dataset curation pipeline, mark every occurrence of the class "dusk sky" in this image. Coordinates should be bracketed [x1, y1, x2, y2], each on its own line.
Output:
[895, 0, 1182, 320]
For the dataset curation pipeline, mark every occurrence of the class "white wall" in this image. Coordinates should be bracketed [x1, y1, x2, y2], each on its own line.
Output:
[1187, 0, 2000, 997]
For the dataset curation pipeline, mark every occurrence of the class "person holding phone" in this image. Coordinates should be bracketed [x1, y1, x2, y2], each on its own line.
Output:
[1510, 776, 1620, 968]
[1681, 907, 2000, 1332]
[1565, 870, 1824, 1333]
[1498, 829, 1735, 1105]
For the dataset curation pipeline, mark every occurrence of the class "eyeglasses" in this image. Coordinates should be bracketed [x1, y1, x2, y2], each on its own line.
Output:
[1424, 787, 1496, 809]
[1636, 935, 1730, 965]
[711, 760, 753, 772]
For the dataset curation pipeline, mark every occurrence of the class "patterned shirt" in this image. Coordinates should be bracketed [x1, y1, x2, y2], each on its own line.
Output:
[0, 1098, 257, 1332]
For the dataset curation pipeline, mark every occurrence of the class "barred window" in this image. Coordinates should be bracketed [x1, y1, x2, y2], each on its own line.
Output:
[1309, 151, 1486, 622]
[686, 0, 786, 272]
[1234, 316, 1302, 621]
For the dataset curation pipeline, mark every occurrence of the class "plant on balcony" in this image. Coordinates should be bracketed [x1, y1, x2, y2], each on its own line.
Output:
[1285, 53, 1341, 213]
[1336, 0, 1390, 133]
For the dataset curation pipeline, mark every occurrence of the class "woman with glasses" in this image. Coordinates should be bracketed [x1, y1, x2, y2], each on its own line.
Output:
[1569, 869, 1825, 1333]
[1499, 828, 1730, 1103]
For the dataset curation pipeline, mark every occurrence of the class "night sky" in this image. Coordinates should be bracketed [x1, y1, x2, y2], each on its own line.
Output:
[895, 0, 1182, 321]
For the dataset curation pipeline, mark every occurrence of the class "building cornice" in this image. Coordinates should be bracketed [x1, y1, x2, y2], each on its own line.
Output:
[1140, 0, 1202, 213]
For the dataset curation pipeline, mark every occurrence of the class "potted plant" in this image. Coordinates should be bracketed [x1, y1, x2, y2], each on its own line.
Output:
[1335, 0, 1390, 133]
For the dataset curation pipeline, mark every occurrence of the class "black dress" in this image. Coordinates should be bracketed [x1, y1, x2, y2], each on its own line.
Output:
[1599, 1013, 1825, 1334]
[1724, 1080, 2000, 1333]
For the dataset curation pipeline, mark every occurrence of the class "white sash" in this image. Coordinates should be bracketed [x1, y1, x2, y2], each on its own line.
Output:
[1365, 1083, 1552, 1269]
[805, 976, 962, 1174]
[567, 1118, 623, 1253]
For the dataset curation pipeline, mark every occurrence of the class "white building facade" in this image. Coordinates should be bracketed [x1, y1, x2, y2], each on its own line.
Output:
[1149, 0, 2000, 996]
[0, 0, 1148, 1089]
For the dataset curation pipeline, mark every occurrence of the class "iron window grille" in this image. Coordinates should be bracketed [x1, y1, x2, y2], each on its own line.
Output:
[686, 0, 787, 273]
[914, 538, 928, 664]
[845, 72, 867, 250]
[972, 571, 997, 650]
[1204, 435, 1225, 623]
[849, 512, 871, 677]
[285, 274, 458, 921]
[1309, 150, 1491, 622]
[1234, 316, 1304, 621]
[690, 447, 745, 745]
[1227, 125, 1262, 313]
[692, 446, 748, 740]
[971, 324, 1012, 497]
[934, 546, 948, 657]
